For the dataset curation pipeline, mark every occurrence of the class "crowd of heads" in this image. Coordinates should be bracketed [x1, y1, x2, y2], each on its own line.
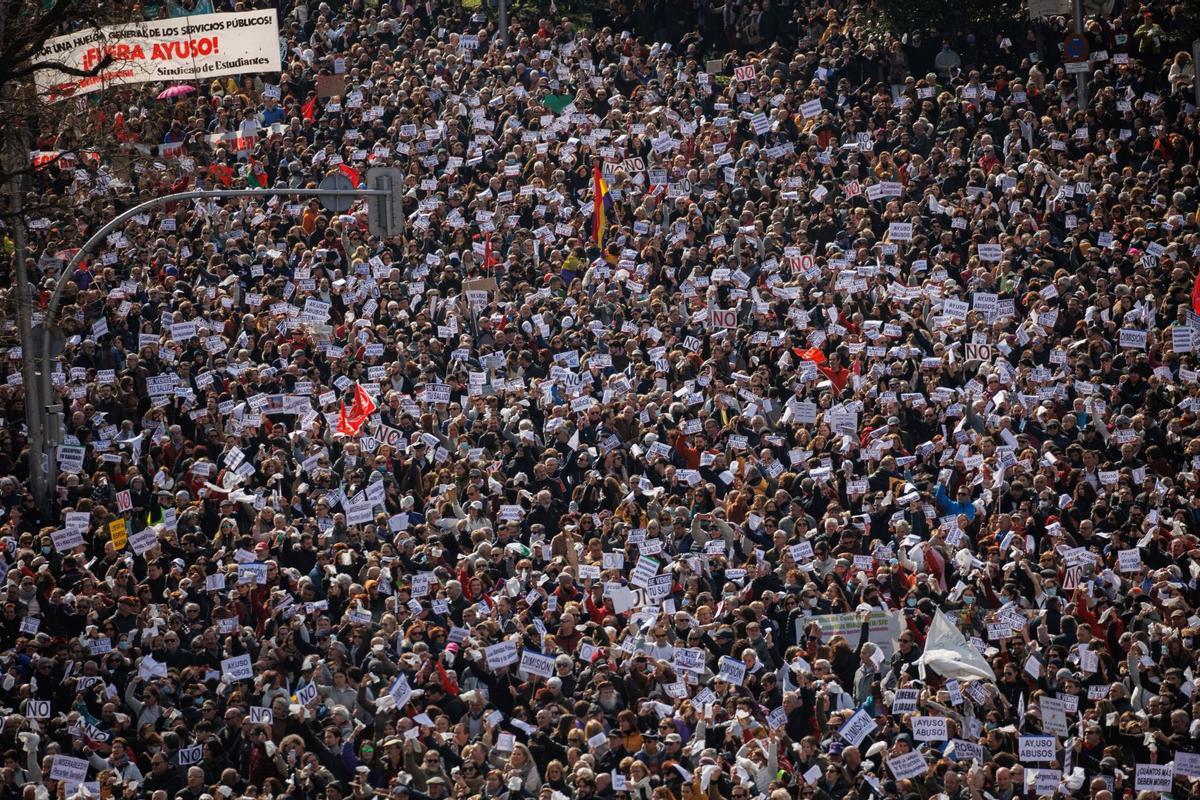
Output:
[2, 0, 1200, 799]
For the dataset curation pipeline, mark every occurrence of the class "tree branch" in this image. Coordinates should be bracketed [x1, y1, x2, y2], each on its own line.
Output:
[4, 52, 113, 83]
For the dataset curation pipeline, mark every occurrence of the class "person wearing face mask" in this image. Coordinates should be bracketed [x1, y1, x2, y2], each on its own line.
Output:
[955, 586, 985, 633]
[784, 583, 829, 648]
[888, 630, 922, 684]
[997, 583, 1022, 609]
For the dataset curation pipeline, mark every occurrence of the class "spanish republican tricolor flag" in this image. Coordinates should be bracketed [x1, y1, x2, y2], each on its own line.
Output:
[592, 164, 611, 244]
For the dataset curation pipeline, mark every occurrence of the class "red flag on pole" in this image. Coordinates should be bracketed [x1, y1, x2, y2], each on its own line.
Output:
[336, 385, 376, 437]
[209, 163, 234, 187]
[301, 96, 316, 121]
[350, 383, 377, 419]
[336, 402, 359, 436]
[338, 163, 362, 188]
[792, 347, 826, 364]
[1192, 272, 1200, 314]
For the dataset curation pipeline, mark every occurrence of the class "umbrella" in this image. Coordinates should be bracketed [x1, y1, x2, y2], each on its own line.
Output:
[156, 85, 196, 100]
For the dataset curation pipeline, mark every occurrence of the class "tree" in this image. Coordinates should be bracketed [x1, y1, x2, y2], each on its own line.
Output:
[0, 0, 131, 195]
[0, 0, 137, 512]
[873, 0, 1025, 38]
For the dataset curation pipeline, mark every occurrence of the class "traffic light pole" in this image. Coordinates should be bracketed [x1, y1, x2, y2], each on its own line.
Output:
[34, 183, 399, 515]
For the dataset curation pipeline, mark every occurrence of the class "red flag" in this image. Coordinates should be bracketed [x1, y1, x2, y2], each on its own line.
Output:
[210, 163, 234, 187]
[350, 383, 377, 419]
[435, 661, 459, 695]
[792, 347, 826, 364]
[301, 96, 316, 121]
[1193, 272, 1200, 314]
[338, 163, 362, 188]
[337, 385, 377, 437]
[336, 402, 360, 436]
[483, 237, 498, 272]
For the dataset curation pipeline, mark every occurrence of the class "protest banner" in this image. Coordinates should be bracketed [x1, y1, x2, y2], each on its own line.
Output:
[34, 10, 281, 101]
[798, 611, 903, 657]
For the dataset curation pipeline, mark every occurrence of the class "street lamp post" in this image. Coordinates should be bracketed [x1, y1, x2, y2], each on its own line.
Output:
[9, 176, 50, 512]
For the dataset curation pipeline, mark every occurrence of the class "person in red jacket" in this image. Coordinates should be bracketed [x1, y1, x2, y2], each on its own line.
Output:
[673, 429, 701, 470]
[818, 352, 851, 392]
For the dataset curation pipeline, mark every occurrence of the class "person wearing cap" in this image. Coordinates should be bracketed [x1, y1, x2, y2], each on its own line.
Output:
[7, 3, 1200, 800]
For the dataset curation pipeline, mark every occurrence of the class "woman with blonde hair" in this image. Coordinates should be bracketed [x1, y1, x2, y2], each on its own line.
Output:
[502, 742, 542, 794]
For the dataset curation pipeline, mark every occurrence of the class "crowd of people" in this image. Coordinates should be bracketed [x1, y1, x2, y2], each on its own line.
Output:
[2, 0, 1200, 798]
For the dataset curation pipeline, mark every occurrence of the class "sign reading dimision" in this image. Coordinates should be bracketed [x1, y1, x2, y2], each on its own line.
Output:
[33, 10, 281, 101]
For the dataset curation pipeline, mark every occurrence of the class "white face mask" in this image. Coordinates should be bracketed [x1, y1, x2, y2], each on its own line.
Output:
[807, 598, 818, 608]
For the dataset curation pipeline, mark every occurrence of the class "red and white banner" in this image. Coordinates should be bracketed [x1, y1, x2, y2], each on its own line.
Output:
[33, 10, 280, 102]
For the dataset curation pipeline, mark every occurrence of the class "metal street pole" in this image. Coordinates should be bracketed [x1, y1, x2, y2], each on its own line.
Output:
[1193, 40, 1200, 107]
[1073, 0, 1089, 105]
[9, 177, 49, 513]
[37, 186, 392, 504]
[499, 0, 509, 47]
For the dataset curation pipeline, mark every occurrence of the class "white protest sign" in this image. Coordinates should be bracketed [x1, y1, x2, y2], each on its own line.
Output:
[887, 751, 928, 780]
[892, 688, 920, 713]
[27, 699, 52, 719]
[1117, 548, 1142, 573]
[964, 342, 993, 361]
[485, 641, 519, 669]
[709, 307, 737, 329]
[519, 649, 556, 679]
[220, 654, 253, 681]
[1018, 735, 1056, 762]
[911, 716, 949, 742]
[1176, 751, 1200, 778]
[801, 611, 902, 657]
[838, 708, 878, 746]
[1134, 763, 1172, 792]
[51, 529, 85, 552]
[950, 739, 984, 763]
[733, 65, 756, 82]
[1039, 696, 1069, 737]
[50, 756, 89, 784]
[295, 682, 318, 706]
[717, 656, 747, 686]
[178, 745, 202, 766]
[129, 528, 159, 555]
[387, 675, 412, 710]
